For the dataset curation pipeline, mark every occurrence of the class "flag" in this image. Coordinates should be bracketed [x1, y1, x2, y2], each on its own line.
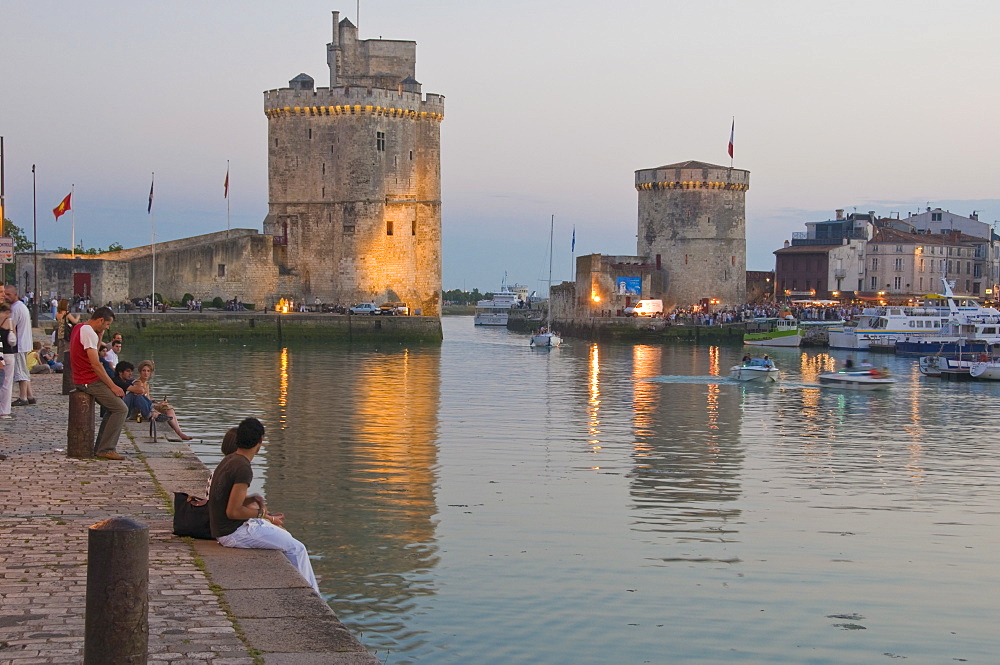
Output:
[224, 168, 229, 198]
[53, 193, 72, 220]
[571, 226, 575, 252]
[727, 119, 734, 159]
[147, 177, 154, 213]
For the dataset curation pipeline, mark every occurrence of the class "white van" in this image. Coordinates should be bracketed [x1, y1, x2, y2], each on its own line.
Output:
[624, 299, 663, 317]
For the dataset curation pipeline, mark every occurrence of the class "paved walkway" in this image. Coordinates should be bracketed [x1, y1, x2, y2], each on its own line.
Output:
[0, 370, 378, 665]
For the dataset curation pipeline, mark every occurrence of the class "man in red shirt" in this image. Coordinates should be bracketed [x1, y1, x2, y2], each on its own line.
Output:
[70, 306, 127, 459]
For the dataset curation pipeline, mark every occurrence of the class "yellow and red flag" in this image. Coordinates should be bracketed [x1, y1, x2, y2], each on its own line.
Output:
[53, 193, 72, 220]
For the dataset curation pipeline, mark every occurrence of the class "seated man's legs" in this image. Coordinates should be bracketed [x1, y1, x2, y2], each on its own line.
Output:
[81, 382, 128, 456]
[217, 519, 320, 594]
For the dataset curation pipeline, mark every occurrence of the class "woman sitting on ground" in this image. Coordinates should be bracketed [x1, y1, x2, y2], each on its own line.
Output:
[98, 343, 115, 377]
[132, 359, 194, 441]
[27, 341, 52, 374]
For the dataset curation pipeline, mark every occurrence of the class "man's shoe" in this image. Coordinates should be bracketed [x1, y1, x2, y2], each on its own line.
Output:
[97, 452, 124, 461]
[0, 414, 13, 420]
[10, 399, 28, 407]
[27, 398, 36, 404]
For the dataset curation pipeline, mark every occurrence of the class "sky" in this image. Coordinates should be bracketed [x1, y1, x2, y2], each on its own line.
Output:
[2, 0, 1000, 294]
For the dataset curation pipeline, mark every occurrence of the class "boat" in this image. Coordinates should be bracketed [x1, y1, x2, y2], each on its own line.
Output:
[970, 357, 1000, 380]
[530, 215, 562, 348]
[831, 279, 1000, 351]
[744, 316, 802, 347]
[728, 357, 780, 382]
[917, 355, 975, 377]
[818, 367, 896, 390]
[474, 279, 523, 326]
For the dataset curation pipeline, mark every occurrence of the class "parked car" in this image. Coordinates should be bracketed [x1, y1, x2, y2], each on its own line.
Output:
[349, 303, 379, 315]
[379, 302, 409, 316]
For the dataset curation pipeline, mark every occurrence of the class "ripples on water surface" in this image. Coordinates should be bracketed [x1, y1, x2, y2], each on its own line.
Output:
[132, 318, 1000, 664]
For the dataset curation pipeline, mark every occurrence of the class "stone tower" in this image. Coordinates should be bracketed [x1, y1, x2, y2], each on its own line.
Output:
[263, 11, 444, 314]
[635, 161, 749, 308]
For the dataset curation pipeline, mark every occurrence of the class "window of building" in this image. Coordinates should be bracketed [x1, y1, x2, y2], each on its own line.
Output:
[871, 258, 878, 270]
[932, 212, 942, 221]
[386, 220, 394, 235]
[322, 163, 325, 175]
[410, 150, 414, 160]
[895, 258, 903, 271]
[896, 245, 903, 252]
[919, 259, 925, 272]
[967, 262, 972, 274]
[218, 264, 226, 278]
[412, 219, 417, 236]
[308, 128, 312, 139]
[975, 264, 983, 278]
[974, 282, 981, 295]
[894, 276, 902, 289]
[274, 138, 279, 147]
[870, 276, 878, 289]
[376, 131, 386, 152]
[343, 224, 355, 234]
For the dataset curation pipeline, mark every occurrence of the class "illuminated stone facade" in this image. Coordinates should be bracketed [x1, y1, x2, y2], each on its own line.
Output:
[635, 161, 749, 308]
[263, 12, 444, 314]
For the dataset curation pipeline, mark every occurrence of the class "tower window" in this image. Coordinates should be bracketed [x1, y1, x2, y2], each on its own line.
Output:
[274, 138, 279, 147]
[343, 224, 355, 234]
[308, 128, 312, 139]
[322, 163, 325, 175]
[218, 264, 226, 278]
[386, 221, 394, 236]
[412, 219, 417, 236]
[376, 131, 386, 152]
[410, 150, 413, 160]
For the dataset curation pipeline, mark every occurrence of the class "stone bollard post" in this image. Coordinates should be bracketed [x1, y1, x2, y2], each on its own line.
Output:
[68, 390, 96, 458]
[62, 351, 73, 394]
[85, 517, 149, 665]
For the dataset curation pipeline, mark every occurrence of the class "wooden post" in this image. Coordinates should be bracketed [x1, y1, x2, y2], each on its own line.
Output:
[61, 351, 73, 395]
[85, 517, 148, 664]
[68, 390, 95, 458]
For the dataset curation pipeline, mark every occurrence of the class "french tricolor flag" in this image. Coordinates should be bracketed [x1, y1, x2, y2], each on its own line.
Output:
[727, 119, 734, 159]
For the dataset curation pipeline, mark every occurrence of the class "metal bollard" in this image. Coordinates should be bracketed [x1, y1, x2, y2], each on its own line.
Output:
[62, 351, 73, 394]
[68, 390, 96, 458]
[85, 517, 149, 665]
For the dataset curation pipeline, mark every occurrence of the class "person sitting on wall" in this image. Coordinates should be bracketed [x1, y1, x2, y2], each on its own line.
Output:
[208, 417, 321, 595]
[131, 360, 194, 441]
[70, 306, 128, 460]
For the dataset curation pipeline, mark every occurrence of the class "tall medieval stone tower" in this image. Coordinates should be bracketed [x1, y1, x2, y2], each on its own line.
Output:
[263, 11, 444, 314]
[635, 161, 749, 308]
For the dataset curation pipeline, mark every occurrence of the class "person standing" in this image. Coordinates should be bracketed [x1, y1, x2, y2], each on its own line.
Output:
[4, 285, 36, 406]
[0, 302, 15, 420]
[70, 306, 127, 460]
[208, 417, 320, 594]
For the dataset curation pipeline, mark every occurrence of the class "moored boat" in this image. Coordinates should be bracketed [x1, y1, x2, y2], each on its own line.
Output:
[744, 317, 802, 347]
[818, 368, 895, 390]
[729, 357, 780, 382]
[970, 357, 1000, 380]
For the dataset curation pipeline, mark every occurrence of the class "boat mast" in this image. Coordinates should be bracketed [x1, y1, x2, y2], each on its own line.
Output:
[547, 214, 554, 330]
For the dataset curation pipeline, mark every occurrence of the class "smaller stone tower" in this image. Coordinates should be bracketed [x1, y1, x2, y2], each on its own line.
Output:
[635, 161, 750, 308]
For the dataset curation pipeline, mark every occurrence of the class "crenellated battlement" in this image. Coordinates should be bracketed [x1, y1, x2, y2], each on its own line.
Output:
[264, 86, 444, 121]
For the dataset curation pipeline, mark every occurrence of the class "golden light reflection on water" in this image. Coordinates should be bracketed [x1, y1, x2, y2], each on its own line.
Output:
[588, 344, 601, 450]
[278, 347, 289, 427]
[631, 345, 660, 445]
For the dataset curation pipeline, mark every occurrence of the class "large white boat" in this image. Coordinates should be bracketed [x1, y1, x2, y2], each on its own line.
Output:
[744, 317, 802, 347]
[474, 283, 523, 326]
[830, 279, 1000, 350]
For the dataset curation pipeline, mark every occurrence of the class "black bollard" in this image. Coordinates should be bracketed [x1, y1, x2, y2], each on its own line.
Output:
[62, 351, 73, 395]
[85, 517, 149, 665]
[67, 390, 95, 458]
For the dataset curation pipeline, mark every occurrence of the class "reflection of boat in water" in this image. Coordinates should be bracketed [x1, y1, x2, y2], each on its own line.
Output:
[744, 317, 802, 347]
[818, 368, 895, 390]
[728, 358, 780, 382]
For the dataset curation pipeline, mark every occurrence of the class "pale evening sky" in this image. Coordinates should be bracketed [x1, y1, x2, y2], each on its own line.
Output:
[2, 0, 999, 294]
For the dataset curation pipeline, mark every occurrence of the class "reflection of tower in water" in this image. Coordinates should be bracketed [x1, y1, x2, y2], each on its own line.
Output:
[628, 345, 745, 559]
[258, 345, 441, 637]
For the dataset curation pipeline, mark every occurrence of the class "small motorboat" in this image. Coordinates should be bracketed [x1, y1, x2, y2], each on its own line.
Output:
[818, 367, 895, 390]
[729, 357, 780, 382]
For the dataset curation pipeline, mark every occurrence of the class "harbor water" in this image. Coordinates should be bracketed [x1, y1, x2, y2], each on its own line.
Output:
[131, 317, 1000, 664]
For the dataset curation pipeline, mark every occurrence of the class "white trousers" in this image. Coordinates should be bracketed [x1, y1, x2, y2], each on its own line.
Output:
[217, 518, 320, 594]
[0, 354, 14, 416]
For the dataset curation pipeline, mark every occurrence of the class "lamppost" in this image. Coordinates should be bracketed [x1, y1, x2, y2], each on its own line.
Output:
[31, 165, 38, 326]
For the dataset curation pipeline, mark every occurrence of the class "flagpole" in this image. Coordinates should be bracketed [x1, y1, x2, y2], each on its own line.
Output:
[570, 225, 575, 283]
[70, 183, 76, 258]
[226, 160, 230, 238]
[150, 172, 155, 314]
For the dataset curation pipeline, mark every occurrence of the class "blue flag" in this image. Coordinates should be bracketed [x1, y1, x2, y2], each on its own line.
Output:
[147, 176, 154, 213]
[571, 226, 576, 252]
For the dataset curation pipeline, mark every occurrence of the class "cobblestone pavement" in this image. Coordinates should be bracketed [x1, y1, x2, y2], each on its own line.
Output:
[0, 372, 254, 665]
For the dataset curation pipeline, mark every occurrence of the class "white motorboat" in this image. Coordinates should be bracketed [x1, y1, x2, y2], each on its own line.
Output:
[729, 357, 780, 382]
[969, 356, 1000, 380]
[818, 368, 895, 390]
[531, 215, 562, 348]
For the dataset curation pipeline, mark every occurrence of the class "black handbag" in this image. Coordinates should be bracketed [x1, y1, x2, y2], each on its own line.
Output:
[172, 492, 213, 539]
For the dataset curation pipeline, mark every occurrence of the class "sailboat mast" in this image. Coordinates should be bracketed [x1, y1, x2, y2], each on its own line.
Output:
[547, 214, 554, 328]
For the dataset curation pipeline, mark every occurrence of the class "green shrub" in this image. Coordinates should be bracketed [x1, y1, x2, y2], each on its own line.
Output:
[211, 296, 225, 309]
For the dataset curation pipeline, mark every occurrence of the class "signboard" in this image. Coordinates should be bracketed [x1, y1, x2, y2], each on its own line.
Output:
[616, 276, 641, 296]
[0, 237, 13, 264]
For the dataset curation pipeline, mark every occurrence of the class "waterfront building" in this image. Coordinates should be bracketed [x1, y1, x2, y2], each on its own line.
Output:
[15, 11, 444, 315]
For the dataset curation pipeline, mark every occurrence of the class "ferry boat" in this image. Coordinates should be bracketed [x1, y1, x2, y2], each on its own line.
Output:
[474, 283, 523, 326]
[891, 280, 1000, 355]
[744, 317, 802, 347]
